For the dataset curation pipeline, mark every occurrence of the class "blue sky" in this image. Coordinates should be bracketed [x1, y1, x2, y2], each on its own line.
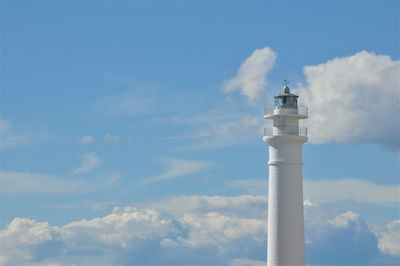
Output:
[1, 1, 399, 265]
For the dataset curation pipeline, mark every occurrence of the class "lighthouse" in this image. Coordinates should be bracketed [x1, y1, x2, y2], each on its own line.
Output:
[263, 81, 308, 266]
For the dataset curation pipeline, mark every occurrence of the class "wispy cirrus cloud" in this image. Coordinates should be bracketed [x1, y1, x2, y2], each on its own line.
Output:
[72, 153, 101, 175]
[0, 119, 48, 149]
[141, 158, 216, 185]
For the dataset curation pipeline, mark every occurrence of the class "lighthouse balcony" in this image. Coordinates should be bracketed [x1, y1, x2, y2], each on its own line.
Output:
[264, 106, 308, 119]
[264, 126, 308, 137]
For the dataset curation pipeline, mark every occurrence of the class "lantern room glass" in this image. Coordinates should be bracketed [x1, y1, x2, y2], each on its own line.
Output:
[275, 96, 298, 109]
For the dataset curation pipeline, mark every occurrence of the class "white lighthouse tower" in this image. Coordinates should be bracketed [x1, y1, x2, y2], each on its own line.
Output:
[263, 81, 308, 266]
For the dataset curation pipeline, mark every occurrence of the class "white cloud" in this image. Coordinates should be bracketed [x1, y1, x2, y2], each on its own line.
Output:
[0, 218, 64, 265]
[298, 51, 400, 149]
[0, 196, 267, 265]
[141, 158, 215, 184]
[223, 47, 277, 103]
[327, 211, 361, 227]
[72, 153, 101, 175]
[79, 135, 94, 144]
[180, 212, 266, 247]
[0, 195, 398, 265]
[104, 133, 121, 143]
[378, 220, 400, 256]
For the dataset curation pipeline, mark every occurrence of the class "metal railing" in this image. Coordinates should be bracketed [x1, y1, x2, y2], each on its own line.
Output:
[264, 126, 308, 137]
[264, 106, 308, 117]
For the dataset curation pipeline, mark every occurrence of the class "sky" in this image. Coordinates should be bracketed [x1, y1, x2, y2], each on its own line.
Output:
[0, 1, 399, 265]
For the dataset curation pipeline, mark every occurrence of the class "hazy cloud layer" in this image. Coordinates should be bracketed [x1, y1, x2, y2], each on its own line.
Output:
[223, 47, 277, 103]
[299, 51, 400, 149]
[0, 195, 397, 265]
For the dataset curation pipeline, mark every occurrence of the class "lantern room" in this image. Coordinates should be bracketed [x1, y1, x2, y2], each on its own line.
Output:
[274, 82, 298, 109]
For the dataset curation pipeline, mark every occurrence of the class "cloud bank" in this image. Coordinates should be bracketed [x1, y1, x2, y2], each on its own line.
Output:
[0, 195, 397, 265]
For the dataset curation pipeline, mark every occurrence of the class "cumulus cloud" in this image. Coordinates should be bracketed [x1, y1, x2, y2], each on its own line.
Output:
[79, 135, 94, 145]
[223, 47, 277, 103]
[1, 195, 396, 265]
[306, 210, 380, 265]
[72, 153, 101, 175]
[141, 158, 215, 184]
[0, 218, 64, 265]
[298, 51, 400, 149]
